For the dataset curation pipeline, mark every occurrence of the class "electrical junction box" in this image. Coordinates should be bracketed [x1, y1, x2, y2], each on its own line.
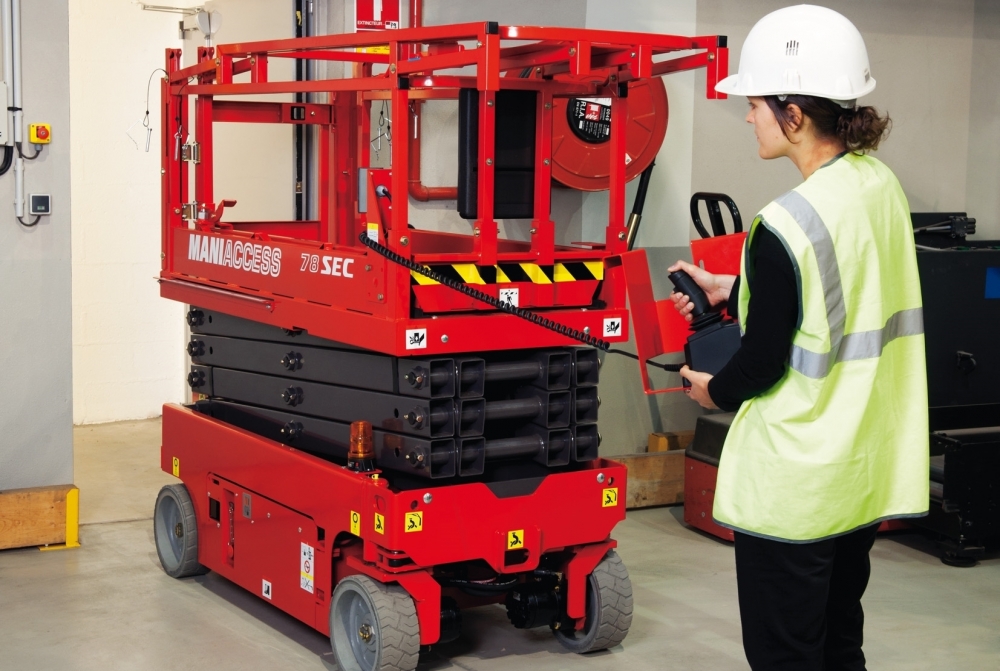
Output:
[29, 123, 50, 144]
[29, 194, 51, 215]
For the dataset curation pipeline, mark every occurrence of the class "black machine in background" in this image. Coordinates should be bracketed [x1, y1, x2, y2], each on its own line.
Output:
[909, 212, 1000, 565]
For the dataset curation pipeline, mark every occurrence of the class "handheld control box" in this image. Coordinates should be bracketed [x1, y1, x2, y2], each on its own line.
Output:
[669, 270, 742, 386]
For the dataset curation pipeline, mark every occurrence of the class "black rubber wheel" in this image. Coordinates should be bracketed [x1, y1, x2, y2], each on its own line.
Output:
[329, 575, 420, 671]
[941, 552, 978, 568]
[554, 550, 633, 653]
[153, 483, 208, 578]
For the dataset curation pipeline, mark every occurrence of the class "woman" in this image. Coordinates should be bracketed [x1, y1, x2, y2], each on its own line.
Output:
[670, 6, 929, 671]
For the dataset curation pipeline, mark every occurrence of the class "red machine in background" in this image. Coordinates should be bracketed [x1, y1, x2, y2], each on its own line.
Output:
[152, 20, 739, 671]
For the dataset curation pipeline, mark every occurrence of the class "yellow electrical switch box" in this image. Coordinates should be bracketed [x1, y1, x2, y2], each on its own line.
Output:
[29, 123, 51, 144]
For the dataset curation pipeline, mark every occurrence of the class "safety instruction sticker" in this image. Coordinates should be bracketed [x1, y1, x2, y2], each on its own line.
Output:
[367, 222, 380, 242]
[171, 457, 180, 477]
[405, 512, 423, 533]
[568, 97, 612, 143]
[350, 510, 361, 536]
[405, 328, 427, 350]
[603, 317, 622, 337]
[374, 513, 385, 534]
[507, 530, 524, 550]
[602, 488, 619, 507]
[262, 579, 272, 600]
[300, 542, 315, 594]
[357, 45, 391, 55]
[499, 288, 519, 308]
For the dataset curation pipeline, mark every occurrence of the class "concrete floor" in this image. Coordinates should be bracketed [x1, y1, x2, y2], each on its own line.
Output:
[1, 419, 998, 670]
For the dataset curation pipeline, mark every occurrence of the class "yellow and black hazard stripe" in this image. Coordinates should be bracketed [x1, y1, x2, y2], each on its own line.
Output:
[411, 261, 603, 286]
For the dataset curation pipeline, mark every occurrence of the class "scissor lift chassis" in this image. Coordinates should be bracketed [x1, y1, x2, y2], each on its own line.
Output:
[162, 403, 626, 646]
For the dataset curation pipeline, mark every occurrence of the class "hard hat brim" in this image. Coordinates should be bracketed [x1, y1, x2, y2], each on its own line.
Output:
[714, 75, 876, 100]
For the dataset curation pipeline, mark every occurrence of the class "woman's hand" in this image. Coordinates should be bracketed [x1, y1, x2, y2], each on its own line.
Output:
[667, 260, 736, 323]
[680, 365, 718, 410]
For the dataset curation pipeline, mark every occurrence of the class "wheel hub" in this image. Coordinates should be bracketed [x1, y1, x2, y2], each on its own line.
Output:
[174, 522, 184, 538]
[358, 623, 374, 642]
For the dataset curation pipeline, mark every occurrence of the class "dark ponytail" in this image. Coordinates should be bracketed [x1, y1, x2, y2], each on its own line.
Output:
[765, 95, 892, 153]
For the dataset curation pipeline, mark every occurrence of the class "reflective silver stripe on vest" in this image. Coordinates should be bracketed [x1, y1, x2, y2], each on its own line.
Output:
[836, 307, 924, 362]
[773, 190, 923, 379]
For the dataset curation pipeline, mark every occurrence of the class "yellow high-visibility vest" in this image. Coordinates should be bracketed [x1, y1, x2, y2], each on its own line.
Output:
[714, 152, 929, 542]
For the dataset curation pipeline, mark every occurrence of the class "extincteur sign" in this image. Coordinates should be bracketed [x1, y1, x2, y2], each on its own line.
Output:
[355, 0, 401, 32]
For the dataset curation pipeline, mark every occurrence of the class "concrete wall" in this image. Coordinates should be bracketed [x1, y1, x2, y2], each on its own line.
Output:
[69, 2, 186, 425]
[0, 0, 74, 489]
[582, 0, 707, 455]
[692, 1, 980, 234]
[583, 0, 698, 248]
[966, 0, 1000, 239]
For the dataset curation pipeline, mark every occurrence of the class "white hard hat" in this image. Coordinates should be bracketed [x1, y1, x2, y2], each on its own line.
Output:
[715, 4, 875, 107]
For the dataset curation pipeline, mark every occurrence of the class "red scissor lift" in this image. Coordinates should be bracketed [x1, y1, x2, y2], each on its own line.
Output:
[153, 21, 729, 670]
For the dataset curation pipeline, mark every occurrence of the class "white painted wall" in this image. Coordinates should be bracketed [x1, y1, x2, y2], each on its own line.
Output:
[69, 2, 186, 425]
[70, 1, 296, 425]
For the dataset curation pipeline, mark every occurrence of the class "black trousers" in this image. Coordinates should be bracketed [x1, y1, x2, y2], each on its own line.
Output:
[734, 523, 880, 671]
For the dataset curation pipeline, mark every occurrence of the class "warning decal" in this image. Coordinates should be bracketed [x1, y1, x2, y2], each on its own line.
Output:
[355, 0, 400, 31]
[603, 317, 622, 337]
[300, 542, 315, 593]
[405, 512, 423, 533]
[507, 530, 524, 550]
[405, 328, 427, 350]
[350, 510, 361, 536]
[262, 579, 272, 600]
[499, 288, 519, 308]
[568, 97, 612, 144]
[602, 488, 619, 508]
[355, 1, 399, 55]
[374, 513, 385, 534]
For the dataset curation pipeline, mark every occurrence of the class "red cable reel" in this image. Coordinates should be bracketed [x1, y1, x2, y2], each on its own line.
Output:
[550, 78, 668, 191]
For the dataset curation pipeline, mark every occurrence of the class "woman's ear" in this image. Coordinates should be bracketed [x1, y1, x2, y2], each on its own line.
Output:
[784, 103, 804, 134]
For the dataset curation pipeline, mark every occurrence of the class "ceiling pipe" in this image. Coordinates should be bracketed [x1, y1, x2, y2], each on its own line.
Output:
[407, 0, 459, 202]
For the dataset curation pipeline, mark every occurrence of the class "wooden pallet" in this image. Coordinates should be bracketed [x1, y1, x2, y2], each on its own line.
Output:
[618, 450, 685, 509]
[0, 484, 80, 551]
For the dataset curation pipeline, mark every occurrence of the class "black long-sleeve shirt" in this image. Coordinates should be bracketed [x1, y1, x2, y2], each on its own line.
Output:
[706, 226, 799, 412]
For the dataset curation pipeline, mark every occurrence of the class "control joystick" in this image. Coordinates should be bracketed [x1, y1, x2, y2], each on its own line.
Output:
[668, 270, 722, 330]
[667, 269, 741, 386]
